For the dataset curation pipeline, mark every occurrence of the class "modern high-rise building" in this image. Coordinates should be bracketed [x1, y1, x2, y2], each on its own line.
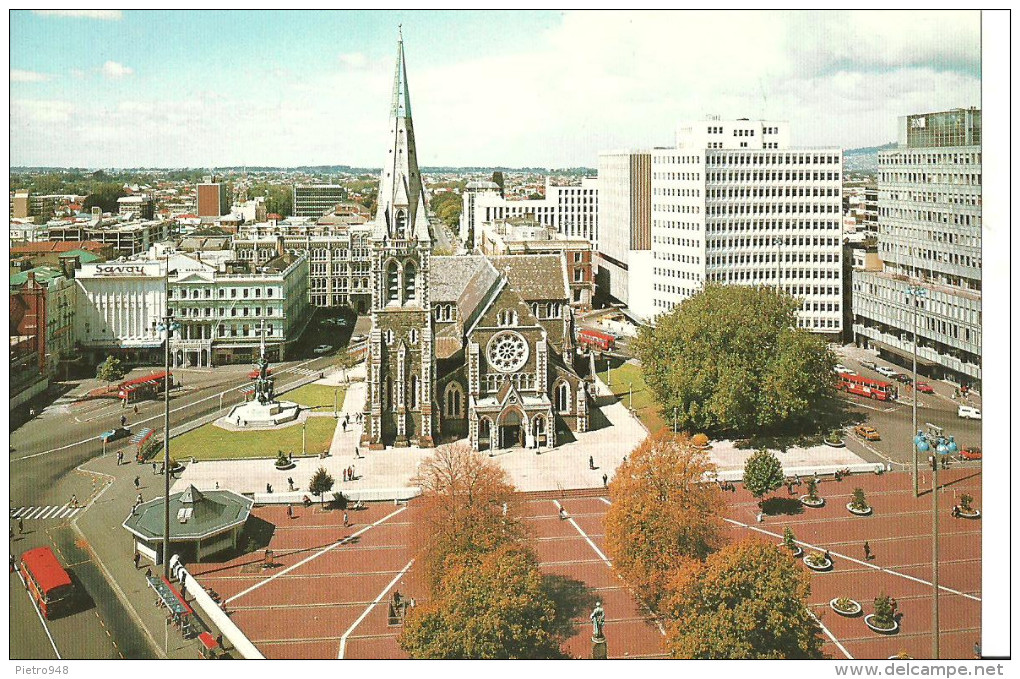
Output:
[852, 107, 981, 387]
[639, 118, 844, 333]
[595, 150, 651, 307]
[293, 184, 345, 217]
[458, 180, 500, 245]
[197, 180, 230, 218]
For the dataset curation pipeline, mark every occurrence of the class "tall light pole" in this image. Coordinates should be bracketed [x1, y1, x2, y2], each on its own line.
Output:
[907, 285, 927, 497]
[914, 427, 958, 660]
[628, 381, 633, 411]
[157, 311, 180, 579]
[673, 407, 678, 433]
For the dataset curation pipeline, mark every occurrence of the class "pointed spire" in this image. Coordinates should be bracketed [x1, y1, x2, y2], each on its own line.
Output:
[391, 30, 412, 119]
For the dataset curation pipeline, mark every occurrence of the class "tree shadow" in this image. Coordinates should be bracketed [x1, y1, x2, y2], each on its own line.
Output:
[542, 573, 598, 655]
[733, 396, 867, 451]
[760, 497, 805, 516]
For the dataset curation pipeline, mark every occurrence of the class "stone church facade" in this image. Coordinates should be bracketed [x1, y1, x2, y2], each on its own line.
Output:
[361, 35, 594, 452]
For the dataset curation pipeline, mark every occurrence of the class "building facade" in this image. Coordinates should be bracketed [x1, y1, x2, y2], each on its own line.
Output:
[48, 218, 172, 258]
[643, 118, 843, 333]
[595, 150, 651, 307]
[852, 108, 981, 386]
[117, 195, 155, 220]
[361, 36, 592, 452]
[458, 180, 501, 245]
[293, 184, 345, 217]
[197, 181, 230, 218]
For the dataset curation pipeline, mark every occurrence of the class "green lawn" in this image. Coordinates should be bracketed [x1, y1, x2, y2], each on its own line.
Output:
[596, 360, 666, 434]
[282, 384, 346, 410]
[172, 417, 338, 460]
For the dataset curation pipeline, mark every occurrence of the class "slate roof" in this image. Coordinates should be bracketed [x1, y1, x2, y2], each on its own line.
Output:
[488, 254, 569, 301]
[122, 487, 253, 541]
[429, 256, 488, 302]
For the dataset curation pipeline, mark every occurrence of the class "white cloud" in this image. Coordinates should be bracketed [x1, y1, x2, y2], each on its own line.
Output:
[11, 69, 53, 82]
[339, 52, 368, 69]
[70, 69, 87, 80]
[33, 10, 122, 20]
[102, 61, 134, 79]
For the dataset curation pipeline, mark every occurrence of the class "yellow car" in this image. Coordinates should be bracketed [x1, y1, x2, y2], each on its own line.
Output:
[854, 425, 881, 441]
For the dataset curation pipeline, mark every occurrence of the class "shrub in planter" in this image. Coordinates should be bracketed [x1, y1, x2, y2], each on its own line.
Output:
[831, 597, 861, 616]
[806, 478, 820, 502]
[960, 494, 974, 512]
[873, 594, 896, 629]
[692, 433, 710, 448]
[850, 487, 870, 512]
[824, 429, 845, 446]
[782, 527, 800, 554]
[276, 450, 289, 465]
[804, 551, 830, 569]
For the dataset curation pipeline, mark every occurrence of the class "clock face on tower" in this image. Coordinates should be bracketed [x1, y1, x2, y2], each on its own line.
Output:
[486, 330, 529, 373]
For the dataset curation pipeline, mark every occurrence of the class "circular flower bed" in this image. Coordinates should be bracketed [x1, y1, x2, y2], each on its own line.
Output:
[824, 436, 846, 448]
[864, 614, 899, 634]
[803, 553, 833, 571]
[847, 502, 873, 516]
[784, 544, 804, 558]
[830, 597, 862, 617]
[800, 495, 825, 508]
[958, 508, 981, 519]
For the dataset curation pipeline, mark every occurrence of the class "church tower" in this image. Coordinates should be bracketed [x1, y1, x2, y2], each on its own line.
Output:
[362, 31, 436, 449]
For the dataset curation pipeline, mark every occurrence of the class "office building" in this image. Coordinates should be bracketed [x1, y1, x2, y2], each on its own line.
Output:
[852, 107, 981, 387]
[595, 150, 652, 307]
[458, 180, 501, 245]
[293, 184, 345, 218]
[642, 118, 843, 333]
[117, 195, 155, 220]
[197, 181, 230, 218]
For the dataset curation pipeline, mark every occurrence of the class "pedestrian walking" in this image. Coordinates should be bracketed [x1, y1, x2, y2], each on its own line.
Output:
[343, 511, 349, 527]
[18, 517, 25, 534]
[133, 551, 141, 569]
[152, 462, 157, 475]
[266, 483, 273, 494]
[133, 404, 139, 414]
[121, 415, 127, 427]
[288, 477, 295, 491]
[11, 553, 17, 573]
[589, 456, 595, 470]
[559, 507, 567, 520]
[215, 481, 219, 490]
[287, 504, 293, 519]
[824, 548, 831, 563]
[863, 541, 871, 560]
[349, 465, 354, 480]
[355, 446, 360, 459]
[135, 493, 143, 506]
[134, 476, 140, 489]
[603, 473, 608, 487]
[70, 494, 77, 508]
[117, 451, 124, 465]
[342, 421, 347, 432]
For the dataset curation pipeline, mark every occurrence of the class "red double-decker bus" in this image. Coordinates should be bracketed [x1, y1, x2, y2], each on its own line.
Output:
[20, 547, 74, 619]
[118, 371, 172, 403]
[836, 373, 896, 401]
[578, 329, 615, 352]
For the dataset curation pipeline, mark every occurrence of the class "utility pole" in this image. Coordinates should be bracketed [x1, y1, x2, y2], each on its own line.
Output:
[158, 312, 179, 579]
[908, 285, 926, 498]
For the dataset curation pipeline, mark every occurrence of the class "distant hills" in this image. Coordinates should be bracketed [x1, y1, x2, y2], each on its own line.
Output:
[843, 143, 896, 173]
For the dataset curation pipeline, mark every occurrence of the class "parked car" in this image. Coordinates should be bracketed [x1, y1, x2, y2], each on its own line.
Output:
[350, 334, 367, 344]
[957, 405, 982, 420]
[894, 373, 912, 384]
[916, 381, 935, 394]
[99, 427, 132, 443]
[876, 366, 898, 378]
[833, 364, 856, 375]
[313, 344, 334, 355]
[960, 446, 982, 460]
[860, 360, 878, 371]
[248, 367, 273, 379]
[854, 425, 881, 441]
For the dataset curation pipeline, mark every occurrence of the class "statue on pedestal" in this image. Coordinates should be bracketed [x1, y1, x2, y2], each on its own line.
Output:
[590, 601, 606, 643]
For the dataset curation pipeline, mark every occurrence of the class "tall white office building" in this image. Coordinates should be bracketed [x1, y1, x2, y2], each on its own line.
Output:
[646, 118, 844, 334]
[464, 178, 598, 249]
[852, 108, 981, 387]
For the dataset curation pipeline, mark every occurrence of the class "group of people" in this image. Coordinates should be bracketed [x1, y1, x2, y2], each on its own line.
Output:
[342, 465, 356, 482]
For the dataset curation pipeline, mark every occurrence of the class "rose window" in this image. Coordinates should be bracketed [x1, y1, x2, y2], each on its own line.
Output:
[486, 331, 529, 373]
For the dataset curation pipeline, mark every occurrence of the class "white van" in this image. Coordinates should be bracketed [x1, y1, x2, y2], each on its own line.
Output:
[957, 405, 982, 420]
[876, 366, 897, 378]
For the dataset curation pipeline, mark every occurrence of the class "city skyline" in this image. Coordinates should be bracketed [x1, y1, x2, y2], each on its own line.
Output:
[10, 10, 985, 169]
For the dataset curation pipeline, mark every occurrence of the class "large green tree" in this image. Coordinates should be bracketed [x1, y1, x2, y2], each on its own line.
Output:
[399, 544, 564, 659]
[742, 448, 785, 502]
[83, 183, 128, 214]
[604, 431, 727, 608]
[308, 466, 335, 506]
[662, 538, 826, 659]
[96, 356, 127, 385]
[635, 284, 834, 436]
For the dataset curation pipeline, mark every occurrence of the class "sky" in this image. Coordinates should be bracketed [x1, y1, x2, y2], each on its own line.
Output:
[9, 9, 986, 169]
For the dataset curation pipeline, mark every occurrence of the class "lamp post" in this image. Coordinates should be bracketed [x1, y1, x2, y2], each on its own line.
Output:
[673, 407, 678, 433]
[628, 382, 633, 411]
[302, 419, 307, 456]
[606, 358, 611, 388]
[907, 285, 927, 498]
[913, 427, 958, 660]
[157, 311, 181, 579]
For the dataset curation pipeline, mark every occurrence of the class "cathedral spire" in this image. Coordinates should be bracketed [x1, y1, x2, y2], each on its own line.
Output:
[373, 29, 430, 243]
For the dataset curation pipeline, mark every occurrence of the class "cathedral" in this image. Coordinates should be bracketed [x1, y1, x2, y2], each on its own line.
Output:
[361, 35, 595, 452]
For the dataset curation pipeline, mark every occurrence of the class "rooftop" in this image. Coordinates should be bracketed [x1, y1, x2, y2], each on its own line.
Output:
[122, 486, 253, 541]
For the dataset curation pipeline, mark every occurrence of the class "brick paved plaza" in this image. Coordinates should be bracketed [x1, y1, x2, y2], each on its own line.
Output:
[188, 468, 980, 660]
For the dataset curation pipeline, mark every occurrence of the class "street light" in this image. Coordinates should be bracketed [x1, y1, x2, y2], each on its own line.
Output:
[157, 311, 181, 580]
[628, 381, 633, 411]
[914, 427, 958, 660]
[673, 407, 678, 433]
[907, 285, 928, 498]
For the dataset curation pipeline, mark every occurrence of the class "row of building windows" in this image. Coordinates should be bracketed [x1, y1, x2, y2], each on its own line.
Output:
[706, 268, 840, 280]
[878, 151, 980, 166]
[879, 207, 979, 226]
[709, 252, 839, 265]
[170, 287, 277, 299]
[706, 153, 840, 166]
[705, 219, 841, 232]
[171, 305, 279, 318]
[707, 203, 839, 215]
[708, 236, 839, 248]
[879, 171, 981, 186]
[884, 190, 982, 207]
[708, 170, 840, 182]
[708, 186, 840, 198]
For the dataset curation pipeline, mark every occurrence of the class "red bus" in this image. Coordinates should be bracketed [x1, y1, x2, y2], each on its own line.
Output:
[118, 371, 172, 403]
[836, 373, 896, 401]
[20, 547, 74, 619]
[578, 329, 615, 352]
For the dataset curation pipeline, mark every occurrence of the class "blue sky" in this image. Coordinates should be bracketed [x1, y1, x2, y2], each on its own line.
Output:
[10, 10, 986, 168]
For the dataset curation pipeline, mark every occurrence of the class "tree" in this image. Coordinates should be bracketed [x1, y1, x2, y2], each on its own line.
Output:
[96, 356, 127, 385]
[308, 466, 335, 506]
[334, 350, 358, 383]
[411, 442, 524, 590]
[83, 183, 128, 214]
[742, 448, 784, 502]
[634, 284, 835, 437]
[662, 538, 826, 659]
[399, 543, 564, 659]
[604, 431, 727, 608]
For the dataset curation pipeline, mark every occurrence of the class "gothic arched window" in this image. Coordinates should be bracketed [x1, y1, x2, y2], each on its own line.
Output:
[555, 380, 571, 413]
[404, 261, 417, 303]
[444, 383, 463, 418]
[386, 260, 400, 304]
[409, 374, 419, 410]
[396, 210, 407, 238]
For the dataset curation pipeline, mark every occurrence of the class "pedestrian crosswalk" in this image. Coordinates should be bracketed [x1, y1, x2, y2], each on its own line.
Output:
[10, 505, 83, 521]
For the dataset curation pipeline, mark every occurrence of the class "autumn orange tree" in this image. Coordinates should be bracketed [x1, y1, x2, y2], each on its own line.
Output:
[400, 443, 566, 658]
[662, 538, 825, 659]
[399, 544, 564, 659]
[604, 430, 727, 608]
[410, 441, 525, 590]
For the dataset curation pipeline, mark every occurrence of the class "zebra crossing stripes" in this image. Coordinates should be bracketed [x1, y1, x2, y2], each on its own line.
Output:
[10, 505, 83, 521]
